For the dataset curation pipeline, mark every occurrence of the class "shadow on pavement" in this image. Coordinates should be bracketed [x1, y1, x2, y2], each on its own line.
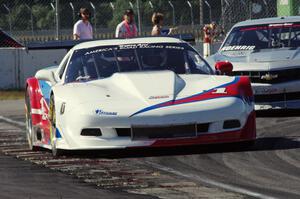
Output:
[256, 109, 300, 117]
[62, 136, 300, 159]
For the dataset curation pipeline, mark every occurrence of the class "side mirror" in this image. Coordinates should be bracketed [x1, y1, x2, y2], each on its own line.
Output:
[35, 69, 57, 85]
[215, 61, 233, 75]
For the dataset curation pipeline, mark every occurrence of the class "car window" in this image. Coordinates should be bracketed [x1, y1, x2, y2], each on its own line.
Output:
[64, 43, 212, 83]
[222, 23, 300, 51]
[187, 50, 212, 74]
[58, 55, 70, 79]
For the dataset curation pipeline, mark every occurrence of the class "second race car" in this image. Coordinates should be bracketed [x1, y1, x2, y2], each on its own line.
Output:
[207, 16, 300, 110]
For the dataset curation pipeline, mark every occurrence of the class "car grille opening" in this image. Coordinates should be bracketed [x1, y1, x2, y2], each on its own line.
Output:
[255, 92, 300, 103]
[197, 123, 210, 133]
[116, 128, 131, 137]
[81, 128, 102, 136]
[232, 68, 300, 84]
[132, 124, 198, 140]
[223, 120, 241, 129]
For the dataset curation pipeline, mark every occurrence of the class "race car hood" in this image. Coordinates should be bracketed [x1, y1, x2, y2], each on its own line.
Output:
[208, 47, 300, 71]
[53, 70, 239, 115]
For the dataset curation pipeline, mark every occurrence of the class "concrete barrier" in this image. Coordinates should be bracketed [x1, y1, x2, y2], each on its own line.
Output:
[0, 48, 66, 89]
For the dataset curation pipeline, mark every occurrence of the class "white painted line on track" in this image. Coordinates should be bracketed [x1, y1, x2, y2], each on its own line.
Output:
[0, 115, 26, 127]
[145, 161, 277, 199]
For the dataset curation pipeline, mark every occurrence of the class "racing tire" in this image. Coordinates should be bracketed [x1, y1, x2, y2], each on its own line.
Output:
[49, 95, 64, 157]
[25, 88, 38, 151]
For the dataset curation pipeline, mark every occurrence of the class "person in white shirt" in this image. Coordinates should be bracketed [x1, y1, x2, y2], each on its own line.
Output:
[115, 9, 138, 38]
[73, 8, 93, 40]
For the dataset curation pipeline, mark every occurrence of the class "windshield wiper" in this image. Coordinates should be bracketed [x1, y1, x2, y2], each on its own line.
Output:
[76, 75, 91, 81]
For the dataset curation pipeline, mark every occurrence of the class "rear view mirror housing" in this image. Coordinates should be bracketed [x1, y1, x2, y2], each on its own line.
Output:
[215, 61, 233, 75]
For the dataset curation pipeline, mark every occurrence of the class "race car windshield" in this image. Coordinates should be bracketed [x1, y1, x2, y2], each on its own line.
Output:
[65, 43, 212, 83]
[221, 23, 300, 51]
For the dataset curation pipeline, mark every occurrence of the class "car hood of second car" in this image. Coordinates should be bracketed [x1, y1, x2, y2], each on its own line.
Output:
[211, 47, 300, 71]
[54, 70, 237, 113]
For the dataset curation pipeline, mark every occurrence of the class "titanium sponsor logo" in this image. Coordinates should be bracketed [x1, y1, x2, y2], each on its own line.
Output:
[221, 45, 255, 51]
[95, 109, 118, 116]
[261, 73, 278, 81]
[149, 95, 170, 99]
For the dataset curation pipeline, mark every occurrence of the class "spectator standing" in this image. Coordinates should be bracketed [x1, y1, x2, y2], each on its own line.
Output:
[115, 9, 138, 38]
[151, 12, 175, 36]
[73, 8, 93, 40]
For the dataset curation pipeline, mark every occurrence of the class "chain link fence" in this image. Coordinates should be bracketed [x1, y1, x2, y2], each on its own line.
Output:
[0, 0, 300, 44]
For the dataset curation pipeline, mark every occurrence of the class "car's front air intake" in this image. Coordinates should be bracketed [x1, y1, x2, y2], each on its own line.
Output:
[81, 128, 102, 136]
[130, 123, 209, 140]
[116, 128, 131, 137]
[223, 120, 241, 129]
[132, 124, 196, 140]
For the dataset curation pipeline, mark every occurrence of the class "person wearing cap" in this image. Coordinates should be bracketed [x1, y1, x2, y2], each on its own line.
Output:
[73, 8, 93, 40]
[115, 9, 138, 38]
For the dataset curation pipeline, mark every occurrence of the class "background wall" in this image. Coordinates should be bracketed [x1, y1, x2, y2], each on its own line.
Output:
[0, 48, 66, 89]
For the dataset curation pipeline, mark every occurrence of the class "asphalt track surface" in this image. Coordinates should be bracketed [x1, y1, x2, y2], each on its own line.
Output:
[0, 99, 300, 199]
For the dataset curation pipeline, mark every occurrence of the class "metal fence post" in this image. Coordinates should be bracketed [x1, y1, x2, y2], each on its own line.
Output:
[55, 0, 59, 40]
[25, 4, 34, 37]
[168, 1, 175, 26]
[199, 0, 203, 26]
[3, 4, 12, 35]
[187, 1, 194, 29]
[136, 0, 142, 34]
[148, 1, 154, 9]
[262, 0, 269, 17]
[69, 2, 75, 25]
[90, 2, 96, 34]
[204, 1, 212, 23]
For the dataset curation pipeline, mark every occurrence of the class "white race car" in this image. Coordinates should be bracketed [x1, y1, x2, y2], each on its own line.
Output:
[207, 16, 300, 110]
[25, 37, 256, 156]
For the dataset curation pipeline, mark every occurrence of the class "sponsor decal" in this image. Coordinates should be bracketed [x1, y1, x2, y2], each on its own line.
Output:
[261, 73, 278, 81]
[84, 47, 116, 55]
[119, 43, 164, 49]
[149, 95, 170, 99]
[212, 88, 227, 94]
[221, 45, 255, 51]
[95, 109, 118, 116]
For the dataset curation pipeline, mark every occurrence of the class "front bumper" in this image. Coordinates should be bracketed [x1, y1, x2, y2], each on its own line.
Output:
[255, 92, 300, 110]
[56, 111, 256, 150]
[253, 81, 300, 110]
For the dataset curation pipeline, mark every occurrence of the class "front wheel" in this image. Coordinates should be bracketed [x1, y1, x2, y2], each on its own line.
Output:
[25, 88, 37, 151]
[49, 95, 64, 157]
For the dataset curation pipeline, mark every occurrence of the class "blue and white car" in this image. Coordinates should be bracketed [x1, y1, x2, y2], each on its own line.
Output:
[207, 16, 300, 110]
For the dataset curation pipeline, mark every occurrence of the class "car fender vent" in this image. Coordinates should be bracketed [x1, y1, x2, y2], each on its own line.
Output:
[223, 120, 241, 129]
[81, 128, 102, 136]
